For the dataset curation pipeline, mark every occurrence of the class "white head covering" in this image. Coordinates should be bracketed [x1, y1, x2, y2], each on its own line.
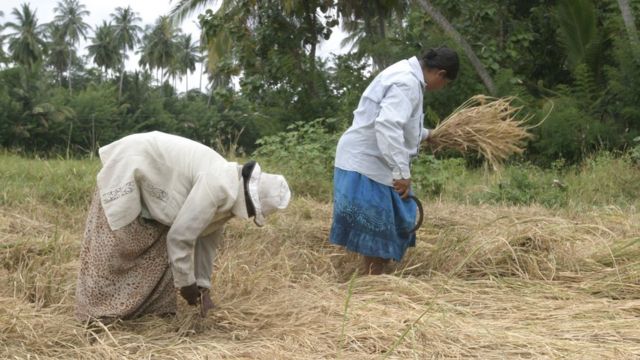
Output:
[245, 162, 291, 226]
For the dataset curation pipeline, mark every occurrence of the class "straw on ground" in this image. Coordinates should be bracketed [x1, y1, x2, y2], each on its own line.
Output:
[2, 195, 640, 359]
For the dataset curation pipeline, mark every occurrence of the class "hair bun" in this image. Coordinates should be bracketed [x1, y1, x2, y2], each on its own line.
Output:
[426, 49, 437, 60]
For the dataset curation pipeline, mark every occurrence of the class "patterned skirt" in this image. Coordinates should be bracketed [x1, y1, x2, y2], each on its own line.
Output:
[329, 168, 417, 261]
[75, 189, 176, 323]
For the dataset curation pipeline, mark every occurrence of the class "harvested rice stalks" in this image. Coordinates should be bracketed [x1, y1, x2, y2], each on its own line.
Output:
[429, 95, 534, 169]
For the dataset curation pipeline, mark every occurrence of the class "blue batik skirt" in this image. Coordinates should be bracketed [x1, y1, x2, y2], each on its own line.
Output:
[329, 167, 417, 261]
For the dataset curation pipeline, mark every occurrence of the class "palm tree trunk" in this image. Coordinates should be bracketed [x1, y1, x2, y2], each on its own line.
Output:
[362, 10, 379, 70]
[617, 0, 640, 58]
[161, 53, 166, 85]
[68, 46, 73, 95]
[415, 0, 497, 95]
[199, 60, 204, 92]
[304, 0, 316, 67]
[118, 47, 126, 99]
[301, 0, 318, 98]
[119, 67, 125, 98]
[207, 81, 213, 106]
[377, 16, 388, 69]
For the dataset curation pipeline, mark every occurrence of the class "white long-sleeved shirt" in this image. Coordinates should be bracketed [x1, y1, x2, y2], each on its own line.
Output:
[96, 131, 248, 288]
[335, 56, 429, 186]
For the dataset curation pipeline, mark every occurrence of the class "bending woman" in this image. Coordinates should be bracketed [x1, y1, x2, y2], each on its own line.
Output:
[75, 131, 291, 323]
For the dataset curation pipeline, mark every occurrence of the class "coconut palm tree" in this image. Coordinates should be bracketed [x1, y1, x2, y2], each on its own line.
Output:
[87, 21, 120, 82]
[147, 16, 179, 84]
[177, 34, 199, 94]
[170, 0, 235, 88]
[168, 0, 220, 24]
[46, 23, 70, 86]
[5, 4, 46, 70]
[197, 22, 208, 92]
[167, 57, 181, 90]
[337, 0, 405, 70]
[53, 0, 90, 95]
[171, 0, 332, 86]
[137, 25, 157, 81]
[111, 6, 142, 99]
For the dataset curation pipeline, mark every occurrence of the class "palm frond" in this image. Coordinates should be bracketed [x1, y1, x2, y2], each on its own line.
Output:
[556, 0, 597, 70]
[169, 0, 220, 24]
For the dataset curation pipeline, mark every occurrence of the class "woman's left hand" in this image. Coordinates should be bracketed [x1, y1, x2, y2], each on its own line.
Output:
[179, 283, 200, 305]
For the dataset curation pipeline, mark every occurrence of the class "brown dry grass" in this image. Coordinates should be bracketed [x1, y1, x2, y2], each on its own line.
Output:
[2, 196, 640, 359]
[429, 95, 535, 169]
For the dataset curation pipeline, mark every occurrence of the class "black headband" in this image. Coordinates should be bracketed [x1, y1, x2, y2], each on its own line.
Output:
[241, 160, 257, 218]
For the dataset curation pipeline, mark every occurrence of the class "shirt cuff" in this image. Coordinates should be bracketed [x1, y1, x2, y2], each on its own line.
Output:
[196, 278, 211, 289]
[392, 167, 411, 180]
[421, 128, 431, 142]
[172, 269, 196, 288]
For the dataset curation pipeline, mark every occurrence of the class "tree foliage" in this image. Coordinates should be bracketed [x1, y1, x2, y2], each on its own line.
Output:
[0, 0, 638, 165]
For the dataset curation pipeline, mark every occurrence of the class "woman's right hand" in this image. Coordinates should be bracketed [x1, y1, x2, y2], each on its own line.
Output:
[393, 179, 411, 199]
[179, 283, 200, 305]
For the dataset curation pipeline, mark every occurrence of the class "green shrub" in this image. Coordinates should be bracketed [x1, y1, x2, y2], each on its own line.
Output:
[530, 97, 621, 165]
[254, 118, 340, 201]
[478, 163, 568, 208]
[411, 155, 468, 197]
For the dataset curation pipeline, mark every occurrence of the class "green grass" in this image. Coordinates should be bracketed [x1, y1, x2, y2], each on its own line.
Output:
[2, 151, 637, 210]
[412, 152, 640, 209]
[0, 152, 100, 209]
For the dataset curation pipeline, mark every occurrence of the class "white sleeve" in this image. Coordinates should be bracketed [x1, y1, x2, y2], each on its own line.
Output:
[194, 227, 224, 289]
[374, 84, 415, 179]
[166, 175, 233, 288]
[421, 128, 431, 142]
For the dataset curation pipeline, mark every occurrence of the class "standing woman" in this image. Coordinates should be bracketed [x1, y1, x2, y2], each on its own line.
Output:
[75, 131, 291, 323]
[330, 47, 459, 275]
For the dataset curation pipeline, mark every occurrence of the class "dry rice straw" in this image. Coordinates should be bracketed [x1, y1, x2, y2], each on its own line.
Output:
[429, 95, 541, 169]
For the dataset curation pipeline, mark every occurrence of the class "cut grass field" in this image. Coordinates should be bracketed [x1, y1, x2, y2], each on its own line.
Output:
[1, 153, 639, 359]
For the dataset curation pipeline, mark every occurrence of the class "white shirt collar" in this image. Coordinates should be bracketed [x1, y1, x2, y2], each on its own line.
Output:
[231, 165, 249, 219]
[408, 56, 426, 87]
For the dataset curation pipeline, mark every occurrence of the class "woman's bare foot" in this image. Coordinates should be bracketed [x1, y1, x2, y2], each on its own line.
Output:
[363, 256, 390, 275]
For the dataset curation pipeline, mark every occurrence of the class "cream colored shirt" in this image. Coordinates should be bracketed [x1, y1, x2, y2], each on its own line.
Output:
[96, 131, 248, 288]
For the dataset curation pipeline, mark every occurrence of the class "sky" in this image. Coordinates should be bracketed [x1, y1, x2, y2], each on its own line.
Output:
[0, 0, 347, 92]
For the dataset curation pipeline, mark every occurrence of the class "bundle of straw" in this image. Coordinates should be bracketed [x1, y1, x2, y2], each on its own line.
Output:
[428, 95, 534, 169]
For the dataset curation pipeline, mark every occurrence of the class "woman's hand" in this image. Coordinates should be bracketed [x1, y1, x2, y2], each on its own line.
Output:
[179, 283, 200, 305]
[199, 287, 215, 317]
[393, 179, 411, 199]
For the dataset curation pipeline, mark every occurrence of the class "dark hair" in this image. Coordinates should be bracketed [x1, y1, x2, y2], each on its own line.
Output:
[421, 47, 460, 80]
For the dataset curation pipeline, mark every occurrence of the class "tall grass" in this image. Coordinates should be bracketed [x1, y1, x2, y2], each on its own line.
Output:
[0, 152, 99, 209]
[394, 152, 639, 209]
